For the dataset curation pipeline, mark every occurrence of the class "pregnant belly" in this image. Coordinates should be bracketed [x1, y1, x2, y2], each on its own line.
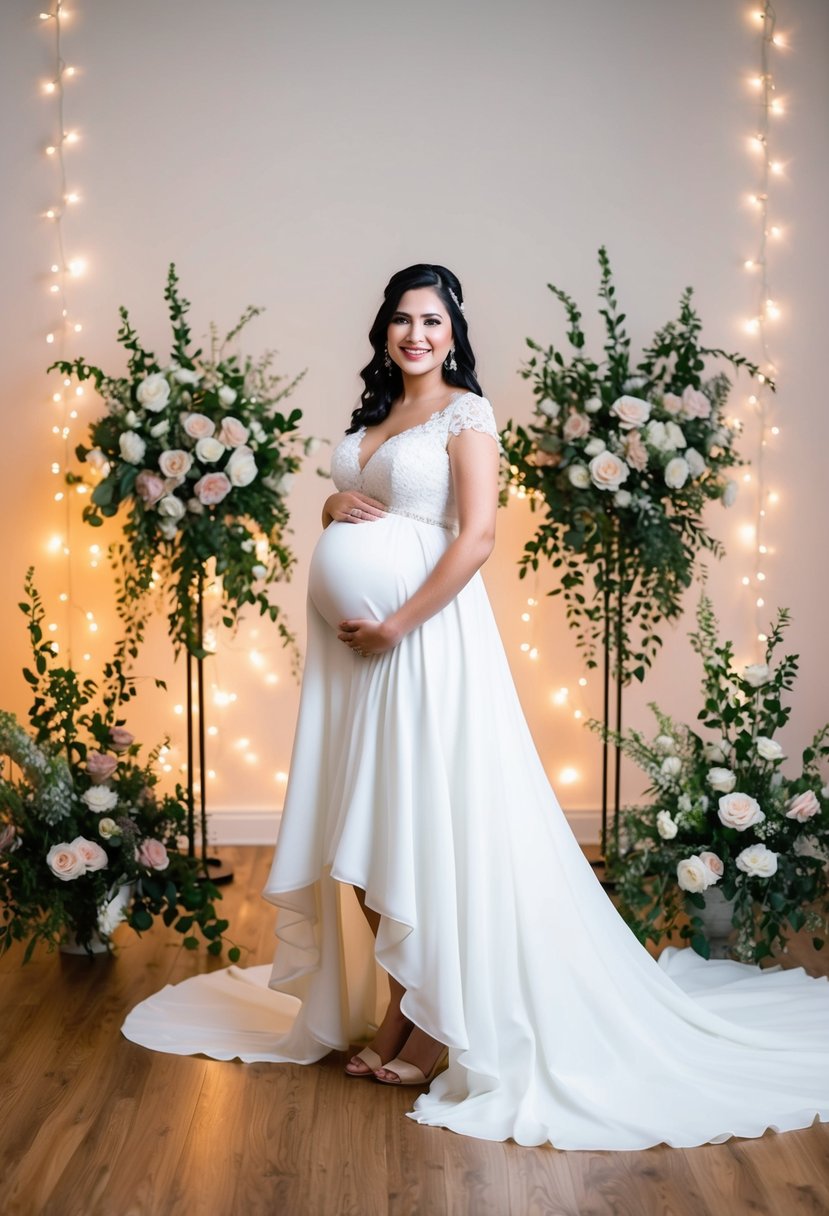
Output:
[307, 515, 450, 630]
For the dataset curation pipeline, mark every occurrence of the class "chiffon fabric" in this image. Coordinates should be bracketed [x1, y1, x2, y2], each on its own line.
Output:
[122, 391, 829, 1151]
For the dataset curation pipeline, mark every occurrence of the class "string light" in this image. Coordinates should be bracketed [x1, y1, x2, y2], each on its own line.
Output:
[741, 1, 785, 651]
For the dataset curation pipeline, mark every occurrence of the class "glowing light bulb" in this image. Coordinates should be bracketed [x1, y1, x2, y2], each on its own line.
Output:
[235, 737, 250, 749]
[768, 491, 779, 504]
[559, 767, 579, 785]
[756, 597, 765, 608]
[275, 771, 288, 783]
[578, 677, 587, 687]
[521, 612, 531, 622]
[573, 710, 583, 720]
[520, 642, 530, 653]
[207, 726, 218, 737]
[173, 704, 184, 715]
[758, 633, 768, 643]
[757, 572, 766, 582]
[741, 576, 751, 586]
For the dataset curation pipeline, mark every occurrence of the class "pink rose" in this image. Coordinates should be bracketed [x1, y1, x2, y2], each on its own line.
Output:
[624, 431, 648, 472]
[109, 726, 135, 754]
[609, 395, 651, 430]
[662, 392, 683, 416]
[182, 412, 216, 440]
[217, 416, 250, 448]
[785, 790, 820, 823]
[46, 842, 85, 881]
[717, 791, 764, 831]
[136, 838, 170, 871]
[589, 451, 630, 492]
[699, 850, 724, 882]
[194, 471, 232, 506]
[135, 469, 166, 505]
[71, 836, 109, 872]
[562, 413, 591, 443]
[86, 751, 119, 784]
[158, 449, 194, 479]
[681, 386, 712, 420]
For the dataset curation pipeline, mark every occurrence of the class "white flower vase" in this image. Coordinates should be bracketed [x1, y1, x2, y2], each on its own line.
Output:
[696, 886, 737, 959]
[59, 881, 135, 956]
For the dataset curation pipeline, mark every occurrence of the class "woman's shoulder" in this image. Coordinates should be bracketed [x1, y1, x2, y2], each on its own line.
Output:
[447, 390, 500, 442]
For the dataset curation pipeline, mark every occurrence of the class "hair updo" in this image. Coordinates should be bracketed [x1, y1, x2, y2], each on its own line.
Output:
[346, 263, 484, 434]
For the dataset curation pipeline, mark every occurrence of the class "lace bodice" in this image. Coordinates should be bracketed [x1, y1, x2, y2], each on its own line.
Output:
[330, 391, 501, 530]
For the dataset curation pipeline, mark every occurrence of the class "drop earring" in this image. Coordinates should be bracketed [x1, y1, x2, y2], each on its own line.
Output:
[384, 344, 392, 370]
[445, 347, 458, 373]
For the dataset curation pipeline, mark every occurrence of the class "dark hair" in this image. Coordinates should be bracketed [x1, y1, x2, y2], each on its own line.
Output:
[346, 263, 484, 434]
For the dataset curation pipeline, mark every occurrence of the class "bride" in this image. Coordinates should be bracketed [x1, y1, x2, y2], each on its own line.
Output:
[123, 263, 829, 1151]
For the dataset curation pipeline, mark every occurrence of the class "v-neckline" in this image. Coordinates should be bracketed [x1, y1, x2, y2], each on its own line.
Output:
[355, 391, 468, 475]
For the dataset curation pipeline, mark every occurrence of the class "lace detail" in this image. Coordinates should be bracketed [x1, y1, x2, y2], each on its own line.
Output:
[447, 395, 502, 449]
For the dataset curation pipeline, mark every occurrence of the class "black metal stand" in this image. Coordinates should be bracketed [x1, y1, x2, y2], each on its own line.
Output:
[184, 573, 233, 885]
[590, 530, 625, 889]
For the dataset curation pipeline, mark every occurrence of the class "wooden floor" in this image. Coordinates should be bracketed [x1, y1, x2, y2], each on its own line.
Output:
[2, 845, 828, 1216]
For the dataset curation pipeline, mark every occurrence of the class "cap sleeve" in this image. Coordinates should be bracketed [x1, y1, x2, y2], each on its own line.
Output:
[447, 393, 502, 450]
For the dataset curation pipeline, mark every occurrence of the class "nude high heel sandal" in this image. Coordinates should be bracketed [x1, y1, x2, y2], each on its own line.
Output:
[373, 1046, 449, 1087]
[344, 1046, 383, 1077]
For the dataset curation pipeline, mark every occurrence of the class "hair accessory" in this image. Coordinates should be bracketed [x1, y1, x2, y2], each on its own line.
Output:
[447, 287, 464, 314]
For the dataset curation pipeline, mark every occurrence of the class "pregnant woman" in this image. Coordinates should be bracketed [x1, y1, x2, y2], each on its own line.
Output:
[124, 263, 829, 1151]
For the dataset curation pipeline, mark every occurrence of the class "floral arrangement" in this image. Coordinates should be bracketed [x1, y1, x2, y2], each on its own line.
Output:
[500, 246, 767, 683]
[0, 570, 242, 961]
[47, 264, 313, 662]
[590, 589, 829, 964]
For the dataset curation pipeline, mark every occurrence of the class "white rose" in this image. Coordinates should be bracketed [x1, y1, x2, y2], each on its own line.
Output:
[654, 734, 676, 754]
[613, 489, 632, 508]
[723, 479, 739, 507]
[744, 662, 771, 688]
[708, 767, 737, 793]
[159, 518, 179, 539]
[226, 445, 258, 487]
[172, 366, 200, 385]
[703, 738, 728, 764]
[158, 494, 186, 520]
[664, 421, 687, 450]
[656, 810, 678, 839]
[119, 431, 146, 464]
[218, 385, 237, 406]
[645, 420, 670, 452]
[664, 456, 690, 490]
[46, 842, 86, 881]
[85, 448, 108, 472]
[81, 785, 118, 814]
[584, 396, 603, 414]
[158, 449, 194, 479]
[677, 794, 692, 813]
[785, 790, 821, 823]
[677, 855, 710, 893]
[756, 736, 784, 762]
[538, 398, 561, 419]
[609, 395, 651, 430]
[685, 447, 706, 477]
[567, 464, 591, 489]
[249, 420, 267, 444]
[195, 436, 226, 463]
[98, 817, 119, 839]
[661, 392, 683, 416]
[661, 756, 682, 777]
[735, 843, 778, 878]
[125, 410, 139, 428]
[251, 563, 267, 579]
[149, 418, 170, 438]
[136, 373, 172, 412]
[182, 412, 216, 440]
[585, 437, 606, 457]
[589, 452, 629, 492]
[718, 791, 765, 831]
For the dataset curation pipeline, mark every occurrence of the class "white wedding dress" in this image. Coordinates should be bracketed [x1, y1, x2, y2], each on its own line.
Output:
[123, 390, 829, 1151]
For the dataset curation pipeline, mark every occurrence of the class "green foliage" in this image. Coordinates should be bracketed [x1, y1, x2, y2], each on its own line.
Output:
[0, 570, 243, 962]
[500, 247, 769, 683]
[588, 589, 829, 964]
[48, 263, 313, 672]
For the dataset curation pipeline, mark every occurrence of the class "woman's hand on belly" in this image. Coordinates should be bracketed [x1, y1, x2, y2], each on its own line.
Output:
[322, 491, 387, 528]
[337, 617, 402, 658]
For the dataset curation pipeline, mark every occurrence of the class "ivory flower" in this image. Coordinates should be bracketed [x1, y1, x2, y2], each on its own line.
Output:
[609, 395, 651, 430]
[656, 810, 678, 839]
[588, 452, 629, 492]
[735, 843, 778, 878]
[136, 373, 171, 412]
[676, 855, 711, 893]
[46, 842, 85, 881]
[81, 785, 118, 814]
[119, 432, 146, 465]
[785, 790, 820, 823]
[717, 791, 764, 831]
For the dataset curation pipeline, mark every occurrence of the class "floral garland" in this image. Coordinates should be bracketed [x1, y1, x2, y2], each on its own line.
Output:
[500, 247, 767, 683]
[48, 264, 313, 662]
[0, 570, 239, 960]
[590, 589, 829, 963]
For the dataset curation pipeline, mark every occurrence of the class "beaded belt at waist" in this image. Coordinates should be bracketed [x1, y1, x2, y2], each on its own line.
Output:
[384, 505, 455, 531]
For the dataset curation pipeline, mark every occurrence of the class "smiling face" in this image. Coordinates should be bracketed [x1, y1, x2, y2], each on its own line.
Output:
[386, 287, 454, 379]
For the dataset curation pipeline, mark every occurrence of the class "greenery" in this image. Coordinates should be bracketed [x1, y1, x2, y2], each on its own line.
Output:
[47, 263, 314, 666]
[0, 569, 243, 961]
[500, 246, 769, 684]
[589, 589, 829, 964]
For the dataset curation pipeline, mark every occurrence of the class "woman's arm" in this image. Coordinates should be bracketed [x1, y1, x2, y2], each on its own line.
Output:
[337, 428, 499, 656]
[322, 490, 388, 529]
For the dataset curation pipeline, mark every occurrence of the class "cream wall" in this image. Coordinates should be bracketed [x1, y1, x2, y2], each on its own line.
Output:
[1, 0, 827, 842]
